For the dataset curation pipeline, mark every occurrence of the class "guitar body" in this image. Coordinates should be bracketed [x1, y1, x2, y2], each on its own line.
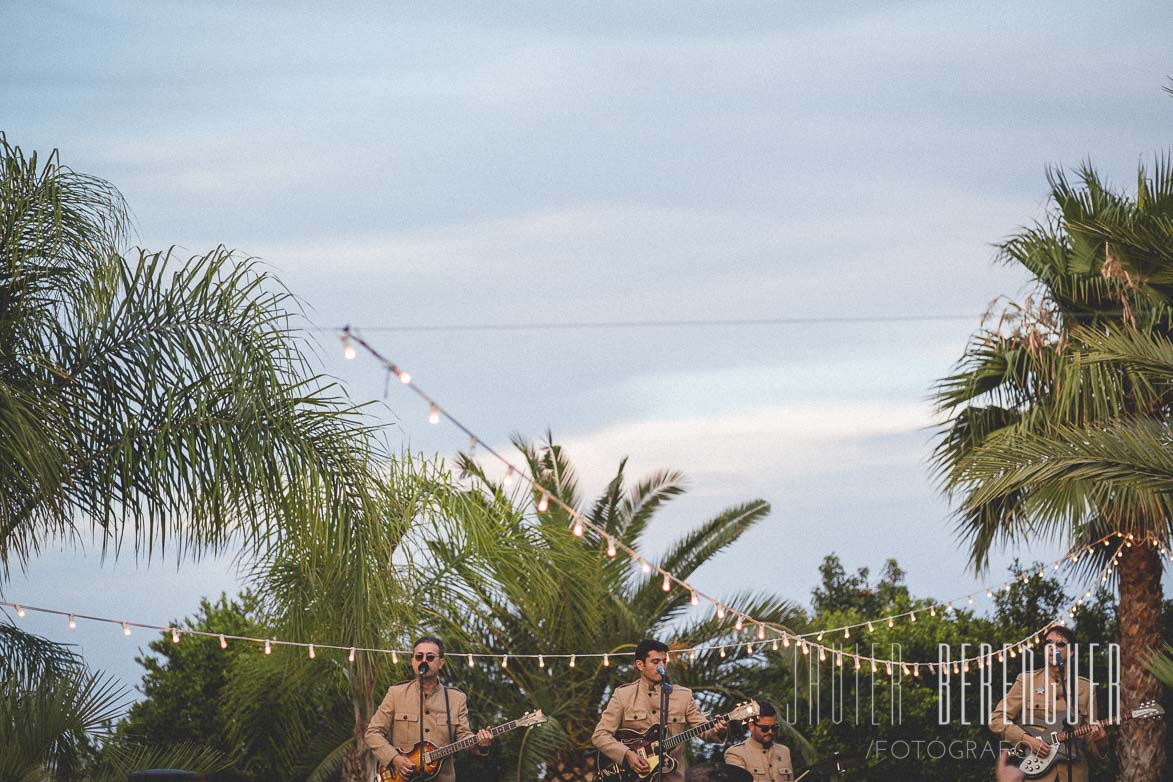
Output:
[1009, 723, 1075, 779]
[597, 725, 679, 782]
[376, 741, 443, 782]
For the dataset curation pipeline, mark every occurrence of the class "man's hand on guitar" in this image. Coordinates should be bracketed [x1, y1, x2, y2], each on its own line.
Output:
[476, 728, 493, 748]
[624, 750, 650, 775]
[391, 752, 417, 777]
[1022, 735, 1049, 756]
[714, 716, 729, 738]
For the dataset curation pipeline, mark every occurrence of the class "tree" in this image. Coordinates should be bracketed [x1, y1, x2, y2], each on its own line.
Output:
[420, 434, 806, 781]
[933, 160, 1173, 782]
[0, 133, 382, 575]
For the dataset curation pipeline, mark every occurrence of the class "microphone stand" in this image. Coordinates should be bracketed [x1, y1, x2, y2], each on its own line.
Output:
[418, 661, 429, 781]
[658, 668, 671, 782]
[1055, 653, 1072, 782]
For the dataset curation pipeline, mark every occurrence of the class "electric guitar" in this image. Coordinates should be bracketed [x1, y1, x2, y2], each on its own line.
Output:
[376, 709, 546, 782]
[596, 701, 760, 782]
[1008, 700, 1163, 778]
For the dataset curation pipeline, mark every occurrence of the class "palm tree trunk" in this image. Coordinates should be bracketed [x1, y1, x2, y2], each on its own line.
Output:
[341, 727, 372, 782]
[1116, 543, 1167, 782]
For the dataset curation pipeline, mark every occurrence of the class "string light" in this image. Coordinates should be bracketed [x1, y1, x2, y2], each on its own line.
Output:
[428, 404, 440, 424]
[640, 559, 652, 574]
[887, 617, 894, 628]
[607, 538, 617, 557]
[15, 606, 24, 618]
[572, 520, 585, 537]
[265, 639, 273, 655]
[503, 467, 514, 486]
[308, 644, 316, 659]
[392, 650, 399, 664]
[122, 622, 131, 636]
[342, 335, 357, 360]
[603, 653, 610, 667]
[219, 634, 228, 649]
[844, 628, 850, 639]
[734, 615, 744, 631]
[757, 624, 766, 640]
[538, 655, 545, 668]
[867, 622, 874, 633]
[772, 638, 779, 651]
[171, 627, 181, 644]
[340, 334, 1129, 648]
[569, 654, 576, 668]
[537, 492, 550, 513]
[716, 604, 726, 620]
[68, 614, 76, 629]
[398, 369, 412, 384]
[690, 591, 699, 606]
[468, 655, 475, 668]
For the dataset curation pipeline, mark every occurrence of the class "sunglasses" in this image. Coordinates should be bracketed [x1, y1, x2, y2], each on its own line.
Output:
[413, 652, 439, 662]
[1045, 641, 1069, 648]
[754, 724, 777, 732]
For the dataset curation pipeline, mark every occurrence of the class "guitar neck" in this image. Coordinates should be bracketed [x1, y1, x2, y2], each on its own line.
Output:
[1054, 715, 1122, 744]
[426, 718, 524, 762]
[655, 714, 725, 752]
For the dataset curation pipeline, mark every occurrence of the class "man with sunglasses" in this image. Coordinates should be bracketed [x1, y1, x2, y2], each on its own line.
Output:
[988, 625, 1108, 782]
[365, 637, 493, 782]
[724, 701, 794, 782]
[592, 639, 728, 782]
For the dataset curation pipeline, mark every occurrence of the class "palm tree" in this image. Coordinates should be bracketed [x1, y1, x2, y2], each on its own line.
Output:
[0, 133, 382, 577]
[421, 435, 806, 781]
[933, 160, 1173, 782]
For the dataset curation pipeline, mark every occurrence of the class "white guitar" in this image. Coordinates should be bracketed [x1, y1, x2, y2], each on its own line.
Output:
[1008, 700, 1163, 778]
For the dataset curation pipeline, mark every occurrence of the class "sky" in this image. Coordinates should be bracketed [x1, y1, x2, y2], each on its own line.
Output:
[3, 1, 1172, 696]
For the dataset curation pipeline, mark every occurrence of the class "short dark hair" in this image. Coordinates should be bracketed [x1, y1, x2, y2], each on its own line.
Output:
[414, 636, 446, 657]
[754, 701, 776, 720]
[1044, 625, 1076, 646]
[635, 639, 669, 662]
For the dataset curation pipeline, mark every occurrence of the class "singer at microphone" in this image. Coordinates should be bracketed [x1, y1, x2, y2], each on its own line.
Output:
[592, 639, 729, 782]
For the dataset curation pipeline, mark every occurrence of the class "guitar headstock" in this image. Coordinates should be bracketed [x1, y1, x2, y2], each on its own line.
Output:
[517, 709, 548, 728]
[727, 700, 760, 722]
[1132, 700, 1165, 720]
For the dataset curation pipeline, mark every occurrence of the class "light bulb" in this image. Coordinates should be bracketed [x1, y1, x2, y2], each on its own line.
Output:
[716, 604, 726, 620]
[501, 655, 508, 668]
[122, 622, 131, 636]
[745, 642, 753, 654]
[817, 630, 825, 641]
[854, 657, 861, 671]
[392, 650, 399, 664]
[219, 634, 227, 649]
[887, 617, 894, 628]
[538, 655, 545, 668]
[428, 404, 440, 425]
[68, 615, 76, 629]
[772, 639, 779, 651]
[607, 538, 617, 557]
[867, 622, 874, 633]
[782, 636, 791, 648]
[265, 639, 273, 655]
[640, 559, 652, 574]
[308, 644, 316, 659]
[844, 628, 850, 639]
[757, 625, 765, 640]
[661, 573, 671, 592]
[910, 612, 917, 623]
[503, 468, 514, 486]
[15, 606, 25, 618]
[569, 655, 576, 668]
[171, 628, 181, 644]
[348, 646, 356, 663]
[818, 648, 826, 662]
[690, 591, 699, 606]
[720, 647, 727, 658]
[734, 616, 743, 631]
[537, 492, 549, 513]
[572, 520, 584, 537]
[468, 655, 475, 668]
[342, 337, 357, 360]
[398, 370, 412, 384]
[603, 653, 610, 667]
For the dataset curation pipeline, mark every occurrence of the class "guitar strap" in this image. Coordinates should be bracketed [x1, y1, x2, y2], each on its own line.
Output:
[444, 685, 454, 743]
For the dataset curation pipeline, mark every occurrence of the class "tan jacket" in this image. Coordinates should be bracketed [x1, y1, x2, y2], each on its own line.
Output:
[988, 668, 1099, 782]
[592, 680, 724, 782]
[365, 679, 475, 782]
[725, 736, 794, 782]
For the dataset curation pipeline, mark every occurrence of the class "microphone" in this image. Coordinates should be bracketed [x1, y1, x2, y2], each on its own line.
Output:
[656, 664, 670, 681]
[1051, 647, 1064, 670]
[419, 661, 430, 676]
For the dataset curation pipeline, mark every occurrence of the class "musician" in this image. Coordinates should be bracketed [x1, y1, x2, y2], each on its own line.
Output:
[592, 639, 728, 782]
[987, 625, 1108, 782]
[724, 701, 794, 782]
[365, 637, 493, 782]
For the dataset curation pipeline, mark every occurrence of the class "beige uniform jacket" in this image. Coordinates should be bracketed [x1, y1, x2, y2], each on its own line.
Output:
[724, 736, 794, 782]
[592, 680, 724, 782]
[988, 668, 1099, 782]
[365, 679, 475, 782]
